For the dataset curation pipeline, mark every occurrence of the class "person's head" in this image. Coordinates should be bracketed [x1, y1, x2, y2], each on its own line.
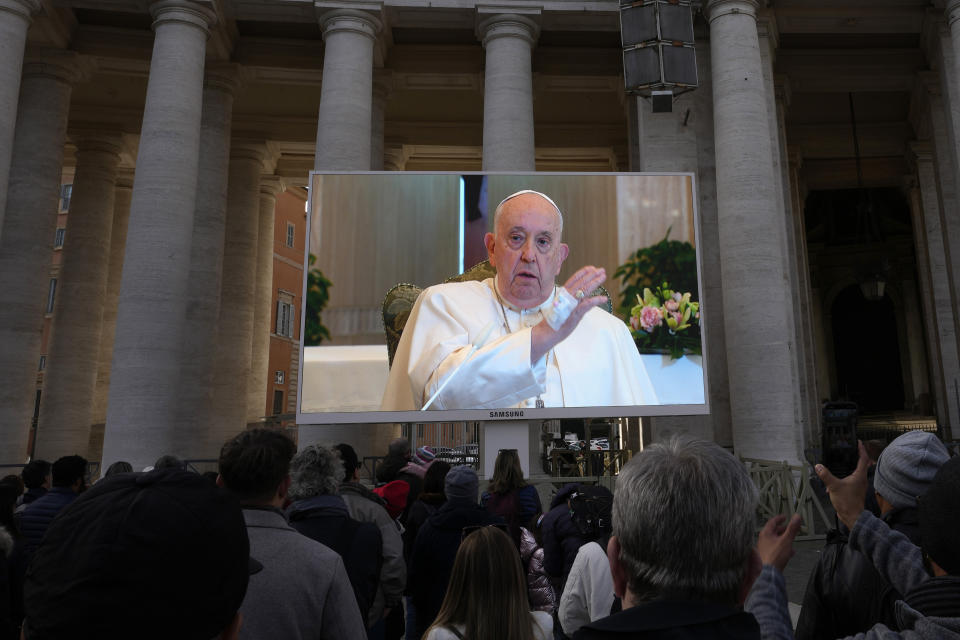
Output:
[428, 525, 535, 640]
[423, 460, 451, 496]
[217, 429, 296, 506]
[23, 469, 252, 640]
[104, 461, 133, 477]
[153, 454, 187, 471]
[288, 445, 343, 501]
[387, 438, 411, 460]
[22, 459, 51, 490]
[873, 431, 950, 513]
[333, 443, 360, 482]
[1, 474, 24, 496]
[488, 448, 526, 494]
[485, 190, 569, 309]
[414, 445, 436, 466]
[610, 436, 758, 607]
[51, 455, 88, 492]
[445, 465, 479, 504]
[918, 455, 960, 577]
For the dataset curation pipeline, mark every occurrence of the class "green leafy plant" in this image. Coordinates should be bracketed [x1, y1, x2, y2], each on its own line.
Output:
[614, 229, 701, 358]
[304, 253, 332, 346]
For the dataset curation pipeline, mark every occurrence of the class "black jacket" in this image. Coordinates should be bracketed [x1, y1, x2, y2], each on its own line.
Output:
[542, 484, 585, 586]
[408, 499, 503, 638]
[574, 600, 759, 639]
[796, 507, 922, 640]
[286, 495, 382, 625]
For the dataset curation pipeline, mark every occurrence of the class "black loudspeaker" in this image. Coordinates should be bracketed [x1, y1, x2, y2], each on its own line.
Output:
[620, 0, 698, 96]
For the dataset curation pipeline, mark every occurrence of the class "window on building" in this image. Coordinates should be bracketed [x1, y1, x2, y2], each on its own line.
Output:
[59, 184, 72, 212]
[276, 300, 296, 338]
[272, 390, 284, 416]
[286, 222, 295, 248]
[38, 355, 46, 371]
[54, 227, 65, 249]
[46, 279, 57, 314]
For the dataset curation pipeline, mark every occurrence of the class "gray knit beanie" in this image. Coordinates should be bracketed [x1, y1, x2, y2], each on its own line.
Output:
[873, 431, 950, 510]
[444, 465, 478, 503]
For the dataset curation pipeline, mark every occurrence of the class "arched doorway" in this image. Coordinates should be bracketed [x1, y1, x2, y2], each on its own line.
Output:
[831, 284, 905, 412]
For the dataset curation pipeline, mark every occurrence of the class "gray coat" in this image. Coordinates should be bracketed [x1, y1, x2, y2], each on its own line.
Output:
[340, 481, 407, 626]
[239, 507, 366, 640]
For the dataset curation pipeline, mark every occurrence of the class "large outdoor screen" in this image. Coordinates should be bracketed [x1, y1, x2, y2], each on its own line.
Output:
[297, 172, 709, 425]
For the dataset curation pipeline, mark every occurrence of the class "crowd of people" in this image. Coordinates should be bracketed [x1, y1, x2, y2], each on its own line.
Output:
[0, 429, 957, 639]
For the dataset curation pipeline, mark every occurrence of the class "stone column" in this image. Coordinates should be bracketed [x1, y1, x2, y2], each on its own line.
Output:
[35, 132, 122, 459]
[208, 141, 266, 452]
[630, 41, 734, 447]
[314, 9, 381, 170]
[101, 0, 215, 471]
[0, 0, 40, 237]
[910, 142, 960, 429]
[247, 175, 284, 422]
[704, 0, 802, 462]
[176, 64, 241, 450]
[477, 13, 538, 171]
[0, 49, 80, 462]
[90, 169, 133, 458]
[370, 69, 391, 170]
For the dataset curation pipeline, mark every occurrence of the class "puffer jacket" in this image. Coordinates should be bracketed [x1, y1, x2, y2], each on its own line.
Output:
[18, 487, 77, 552]
[521, 527, 556, 613]
[339, 481, 406, 625]
[797, 507, 921, 640]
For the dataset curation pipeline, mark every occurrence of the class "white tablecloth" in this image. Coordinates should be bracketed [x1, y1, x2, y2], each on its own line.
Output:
[301, 345, 390, 412]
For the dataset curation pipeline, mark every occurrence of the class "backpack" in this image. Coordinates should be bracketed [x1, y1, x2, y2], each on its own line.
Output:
[568, 485, 613, 541]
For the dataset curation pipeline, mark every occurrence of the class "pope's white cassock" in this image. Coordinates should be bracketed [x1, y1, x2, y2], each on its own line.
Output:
[380, 278, 659, 410]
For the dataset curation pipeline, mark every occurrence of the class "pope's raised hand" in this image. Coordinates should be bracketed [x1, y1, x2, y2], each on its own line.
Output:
[530, 266, 607, 363]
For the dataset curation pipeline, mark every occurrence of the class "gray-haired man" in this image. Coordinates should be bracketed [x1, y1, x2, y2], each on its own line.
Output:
[575, 436, 799, 640]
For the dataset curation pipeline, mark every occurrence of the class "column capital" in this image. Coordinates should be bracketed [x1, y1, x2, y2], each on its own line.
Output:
[149, 0, 216, 33]
[476, 12, 540, 49]
[116, 168, 135, 190]
[259, 174, 285, 198]
[205, 62, 244, 95]
[22, 48, 94, 85]
[0, 0, 40, 22]
[909, 140, 934, 164]
[230, 138, 268, 168]
[68, 130, 125, 156]
[756, 12, 778, 47]
[947, 0, 960, 27]
[703, 0, 761, 24]
[317, 8, 382, 43]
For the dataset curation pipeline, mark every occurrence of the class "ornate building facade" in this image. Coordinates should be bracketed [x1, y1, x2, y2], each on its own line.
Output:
[0, 0, 957, 470]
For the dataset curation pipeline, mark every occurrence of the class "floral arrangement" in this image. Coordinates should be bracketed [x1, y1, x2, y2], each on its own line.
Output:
[628, 283, 702, 359]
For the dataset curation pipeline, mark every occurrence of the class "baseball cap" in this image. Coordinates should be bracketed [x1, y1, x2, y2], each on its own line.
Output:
[24, 469, 256, 639]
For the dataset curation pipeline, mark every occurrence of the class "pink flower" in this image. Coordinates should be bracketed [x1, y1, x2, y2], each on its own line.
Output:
[639, 305, 662, 332]
[664, 299, 679, 312]
[629, 315, 640, 331]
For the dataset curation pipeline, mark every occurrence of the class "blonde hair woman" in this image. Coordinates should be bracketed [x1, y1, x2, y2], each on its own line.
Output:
[424, 525, 552, 640]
